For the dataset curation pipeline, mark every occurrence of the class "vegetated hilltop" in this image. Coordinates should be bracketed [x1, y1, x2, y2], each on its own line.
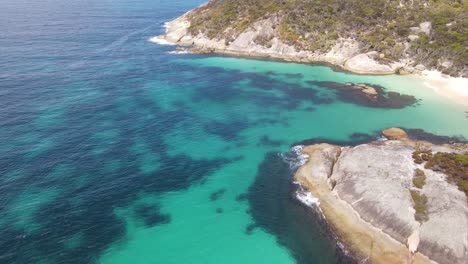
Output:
[181, 0, 467, 76]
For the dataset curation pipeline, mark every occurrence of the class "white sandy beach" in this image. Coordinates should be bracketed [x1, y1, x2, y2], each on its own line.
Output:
[417, 71, 468, 107]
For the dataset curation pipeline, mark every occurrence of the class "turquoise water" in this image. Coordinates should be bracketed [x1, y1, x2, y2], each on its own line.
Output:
[1, 0, 467, 263]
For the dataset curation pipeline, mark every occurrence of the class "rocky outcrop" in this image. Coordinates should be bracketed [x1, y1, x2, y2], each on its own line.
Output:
[157, 14, 407, 75]
[344, 52, 397, 74]
[155, 0, 468, 77]
[410, 22, 432, 36]
[295, 129, 468, 264]
[382, 127, 409, 140]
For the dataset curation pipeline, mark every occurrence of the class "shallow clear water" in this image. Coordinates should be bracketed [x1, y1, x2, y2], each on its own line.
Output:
[1, 0, 467, 263]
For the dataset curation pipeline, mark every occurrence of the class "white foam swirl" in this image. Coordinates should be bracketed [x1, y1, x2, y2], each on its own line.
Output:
[281, 145, 309, 169]
[148, 36, 176, 45]
[295, 188, 320, 207]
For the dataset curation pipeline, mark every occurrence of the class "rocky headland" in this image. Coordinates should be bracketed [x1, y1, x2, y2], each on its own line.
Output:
[156, 0, 467, 78]
[294, 128, 468, 264]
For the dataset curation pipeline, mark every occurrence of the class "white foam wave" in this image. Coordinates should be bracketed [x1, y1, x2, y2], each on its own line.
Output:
[168, 50, 189, 54]
[280, 145, 309, 169]
[295, 188, 320, 207]
[163, 22, 170, 31]
[148, 36, 175, 45]
[291, 145, 309, 167]
[376, 135, 388, 141]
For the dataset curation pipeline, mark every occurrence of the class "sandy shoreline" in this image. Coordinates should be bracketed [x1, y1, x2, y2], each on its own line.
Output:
[417, 70, 468, 107]
[294, 147, 433, 264]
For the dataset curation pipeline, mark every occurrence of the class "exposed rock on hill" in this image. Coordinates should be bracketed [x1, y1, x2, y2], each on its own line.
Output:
[158, 0, 467, 77]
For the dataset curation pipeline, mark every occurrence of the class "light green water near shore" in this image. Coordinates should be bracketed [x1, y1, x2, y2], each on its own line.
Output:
[100, 56, 467, 264]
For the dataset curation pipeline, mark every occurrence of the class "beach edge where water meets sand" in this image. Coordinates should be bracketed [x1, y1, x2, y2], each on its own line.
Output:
[417, 70, 468, 107]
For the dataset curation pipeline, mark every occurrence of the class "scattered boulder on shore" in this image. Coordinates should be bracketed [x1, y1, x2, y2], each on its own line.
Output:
[382, 127, 408, 140]
[344, 52, 396, 74]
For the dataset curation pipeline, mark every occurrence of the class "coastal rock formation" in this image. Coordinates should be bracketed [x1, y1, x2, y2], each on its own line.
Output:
[344, 52, 396, 74]
[158, 14, 395, 75]
[156, 0, 467, 77]
[295, 129, 468, 264]
[382, 127, 408, 140]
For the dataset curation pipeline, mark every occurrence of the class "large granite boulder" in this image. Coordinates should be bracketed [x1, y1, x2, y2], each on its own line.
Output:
[382, 127, 409, 140]
[344, 52, 395, 74]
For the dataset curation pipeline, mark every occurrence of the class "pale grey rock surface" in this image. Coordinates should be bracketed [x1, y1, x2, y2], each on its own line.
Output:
[328, 140, 468, 264]
[408, 35, 420, 41]
[158, 14, 401, 75]
[420, 21, 432, 36]
[331, 141, 419, 243]
[344, 52, 395, 74]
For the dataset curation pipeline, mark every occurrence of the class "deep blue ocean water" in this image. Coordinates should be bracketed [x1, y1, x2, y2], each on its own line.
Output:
[1, 1, 467, 263]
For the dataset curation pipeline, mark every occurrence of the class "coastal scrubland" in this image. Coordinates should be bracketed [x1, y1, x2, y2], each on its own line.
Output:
[187, 0, 467, 76]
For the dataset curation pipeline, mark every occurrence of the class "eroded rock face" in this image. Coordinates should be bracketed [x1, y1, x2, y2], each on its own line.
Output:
[418, 168, 468, 264]
[158, 14, 402, 75]
[301, 144, 341, 188]
[420, 21, 432, 36]
[344, 52, 396, 74]
[299, 135, 468, 264]
[331, 141, 419, 243]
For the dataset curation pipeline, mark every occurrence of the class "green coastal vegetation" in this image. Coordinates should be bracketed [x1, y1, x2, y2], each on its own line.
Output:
[410, 149, 468, 223]
[413, 169, 427, 189]
[410, 189, 429, 223]
[187, 0, 467, 76]
[413, 150, 468, 197]
[424, 152, 468, 196]
[410, 167, 428, 223]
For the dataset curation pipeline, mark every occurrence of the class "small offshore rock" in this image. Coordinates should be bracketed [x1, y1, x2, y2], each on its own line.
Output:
[382, 127, 408, 140]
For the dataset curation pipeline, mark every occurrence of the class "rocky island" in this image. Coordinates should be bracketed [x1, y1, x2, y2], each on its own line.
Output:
[156, 0, 467, 77]
[295, 128, 468, 264]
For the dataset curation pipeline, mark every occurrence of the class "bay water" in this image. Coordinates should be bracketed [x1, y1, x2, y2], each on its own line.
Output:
[1, 0, 467, 263]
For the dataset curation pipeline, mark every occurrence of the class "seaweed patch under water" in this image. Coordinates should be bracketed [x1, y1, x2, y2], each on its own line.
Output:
[134, 204, 171, 227]
[404, 128, 468, 144]
[210, 188, 227, 201]
[292, 131, 379, 147]
[308, 81, 419, 109]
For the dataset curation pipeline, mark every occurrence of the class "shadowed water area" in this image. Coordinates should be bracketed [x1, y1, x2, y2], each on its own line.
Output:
[1, 0, 468, 263]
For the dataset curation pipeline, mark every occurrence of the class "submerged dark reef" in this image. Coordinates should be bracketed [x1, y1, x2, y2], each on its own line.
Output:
[247, 150, 357, 264]
[247, 128, 467, 264]
[308, 81, 419, 108]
